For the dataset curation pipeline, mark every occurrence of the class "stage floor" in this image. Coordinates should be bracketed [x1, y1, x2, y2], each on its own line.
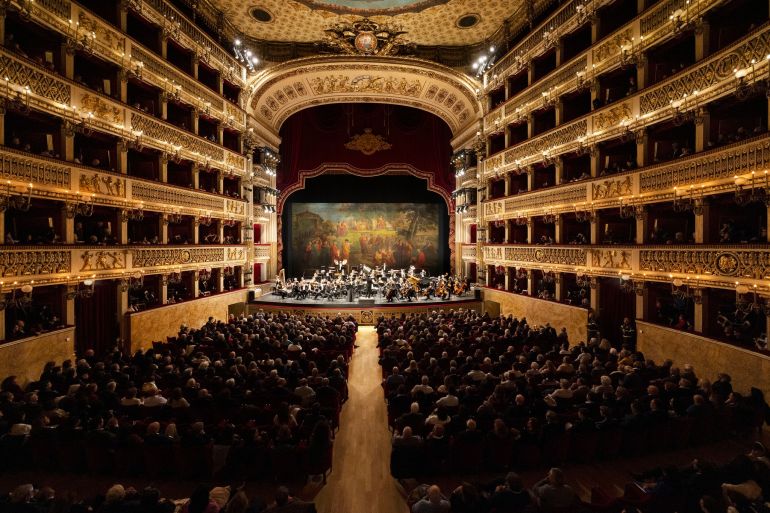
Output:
[249, 291, 482, 324]
[252, 291, 477, 308]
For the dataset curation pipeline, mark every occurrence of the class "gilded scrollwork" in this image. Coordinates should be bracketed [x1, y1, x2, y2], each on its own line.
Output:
[132, 247, 225, 267]
[592, 28, 633, 63]
[0, 51, 71, 104]
[639, 249, 770, 278]
[503, 119, 588, 165]
[308, 74, 424, 97]
[0, 250, 70, 277]
[130, 112, 224, 163]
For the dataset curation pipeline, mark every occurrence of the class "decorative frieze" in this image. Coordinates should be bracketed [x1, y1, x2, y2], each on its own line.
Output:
[0, 250, 70, 277]
[592, 176, 632, 200]
[0, 149, 71, 189]
[80, 250, 127, 272]
[130, 182, 225, 212]
[78, 172, 126, 197]
[132, 247, 226, 267]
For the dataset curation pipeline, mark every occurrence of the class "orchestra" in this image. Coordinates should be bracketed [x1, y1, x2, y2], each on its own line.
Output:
[272, 265, 471, 303]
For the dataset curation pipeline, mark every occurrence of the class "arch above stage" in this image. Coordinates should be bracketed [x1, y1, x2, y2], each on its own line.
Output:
[247, 56, 482, 148]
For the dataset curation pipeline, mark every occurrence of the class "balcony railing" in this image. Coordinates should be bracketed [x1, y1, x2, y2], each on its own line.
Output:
[482, 22, 770, 176]
[461, 244, 477, 261]
[480, 133, 770, 220]
[0, 244, 249, 287]
[485, 0, 723, 126]
[480, 244, 770, 290]
[0, 146, 248, 218]
[0, 46, 249, 176]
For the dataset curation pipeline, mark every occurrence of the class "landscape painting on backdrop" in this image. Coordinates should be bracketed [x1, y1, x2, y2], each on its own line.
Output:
[290, 202, 441, 274]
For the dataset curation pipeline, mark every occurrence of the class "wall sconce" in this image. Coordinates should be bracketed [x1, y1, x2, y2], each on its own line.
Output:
[65, 192, 95, 218]
[673, 185, 705, 213]
[120, 203, 144, 221]
[0, 181, 32, 212]
[574, 202, 596, 223]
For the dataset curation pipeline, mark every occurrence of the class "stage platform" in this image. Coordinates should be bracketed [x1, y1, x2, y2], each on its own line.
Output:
[248, 291, 482, 325]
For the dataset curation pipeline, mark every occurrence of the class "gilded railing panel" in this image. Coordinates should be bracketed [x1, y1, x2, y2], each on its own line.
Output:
[461, 244, 477, 260]
[639, 135, 770, 192]
[0, 149, 71, 189]
[254, 245, 271, 260]
[130, 182, 228, 212]
[0, 52, 71, 104]
[480, 244, 770, 286]
[640, 27, 770, 114]
[0, 249, 71, 278]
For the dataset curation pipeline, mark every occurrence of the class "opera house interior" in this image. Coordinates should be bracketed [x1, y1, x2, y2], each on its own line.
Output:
[1, 0, 770, 511]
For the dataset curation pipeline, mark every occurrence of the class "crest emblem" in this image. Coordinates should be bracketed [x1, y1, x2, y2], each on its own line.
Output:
[354, 31, 378, 54]
[345, 128, 392, 155]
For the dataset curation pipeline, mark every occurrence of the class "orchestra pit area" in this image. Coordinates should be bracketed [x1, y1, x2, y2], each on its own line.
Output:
[2, 1, 770, 512]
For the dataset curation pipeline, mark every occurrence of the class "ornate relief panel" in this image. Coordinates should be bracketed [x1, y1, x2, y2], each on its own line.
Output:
[249, 56, 481, 137]
[0, 250, 71, 278]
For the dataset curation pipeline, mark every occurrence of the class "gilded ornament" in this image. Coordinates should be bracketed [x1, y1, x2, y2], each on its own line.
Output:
[344, 128, 392, 155]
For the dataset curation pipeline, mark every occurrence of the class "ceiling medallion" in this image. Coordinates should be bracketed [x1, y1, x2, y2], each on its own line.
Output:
[345, 128, 392, 155]
[293, 0, 450, 16]
[318, 18, 415, 56]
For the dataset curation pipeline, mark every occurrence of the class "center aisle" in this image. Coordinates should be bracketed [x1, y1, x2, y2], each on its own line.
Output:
[313, 326, 409, 513]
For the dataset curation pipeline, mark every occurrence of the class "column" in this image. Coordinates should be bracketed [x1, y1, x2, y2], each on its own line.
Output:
[61, 44, 75, 80]
[192, 108, 199, 136]
[117, 141, 128, 174]
[636, 53, 649, 90]
[636, 0, 645, 13]
[526, 270, 534, 296]
[526, 60, 535, 86]
[193, 219, 200, 244]
[554, 273, 565, 302]
[192, 271, 200, 298]
[526, 167, 534, 191]
[695, 22, 711, 61]
[504, 174, 511, 196]
[634, 281, 647, 321]
[0, 112, 5, 146]
[695, 108, 711, 153]
[61, 204, 75, 243]
[160, 215, 168, 244]
[192, 164, 200, 189]
[693, 288, 709, 333]
[591, 18, 601, 43]
[554, 215, 565, 244]
[217, 173, 224, 195]
[504, 220, 510, 244]
[589, 277, 600, 314]
[63, 285, 76, 327]
[504, 267, 511, 291]
[218, 220, 225, 244]
[118, 73, 128, 104]
[635, 206, 648, 244]
[0, 9, 6, 46]
[527, 113, 534, 138]
[192, 55, 199, 80]
[61, 125, 75, 162]
[554, 157, 564, 185]
[555, 99, 564, 126]
[694, 199, 710, 243]
[118, 215, 128, 244]
[0, 307, 5, 341]
[590, 147, 600, 177]
[160, 34, 168, 60]
[160, 275, 169, 305]
[217, 123, 224, 146]
[118, 1, 128, 31]
[590, 212, 602, 244]
[526, 219, 534, 244]
[117, 285, 130, 343]
[0, 210, 4, 244]
[635, 129, 648, 168]
[159, 154, 168, 183]
[160, 93, 168, 120]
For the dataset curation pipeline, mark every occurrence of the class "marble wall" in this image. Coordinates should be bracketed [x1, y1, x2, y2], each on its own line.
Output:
[0, 327, 76, 385]
[481, 288, 589, 345]
[127, 290, 248, 352]
[638, 321, 770, 396]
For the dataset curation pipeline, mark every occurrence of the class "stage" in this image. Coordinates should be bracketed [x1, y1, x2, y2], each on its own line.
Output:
[248, 290, 482, 325]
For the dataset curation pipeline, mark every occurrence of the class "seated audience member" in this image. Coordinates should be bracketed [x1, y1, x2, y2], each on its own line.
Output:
[532, 467, 577, 512]
[412, 485, 450, 513]
[263, 486, 316, 513]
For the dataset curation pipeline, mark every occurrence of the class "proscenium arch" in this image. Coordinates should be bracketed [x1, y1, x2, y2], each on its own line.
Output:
[247, 55, 482, 149]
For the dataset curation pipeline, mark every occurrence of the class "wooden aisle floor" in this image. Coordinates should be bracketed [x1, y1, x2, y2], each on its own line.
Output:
[313, 326, 409, 513]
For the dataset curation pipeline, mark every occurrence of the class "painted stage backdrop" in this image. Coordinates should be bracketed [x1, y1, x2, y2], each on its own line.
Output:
[290, 203, 441, 273]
